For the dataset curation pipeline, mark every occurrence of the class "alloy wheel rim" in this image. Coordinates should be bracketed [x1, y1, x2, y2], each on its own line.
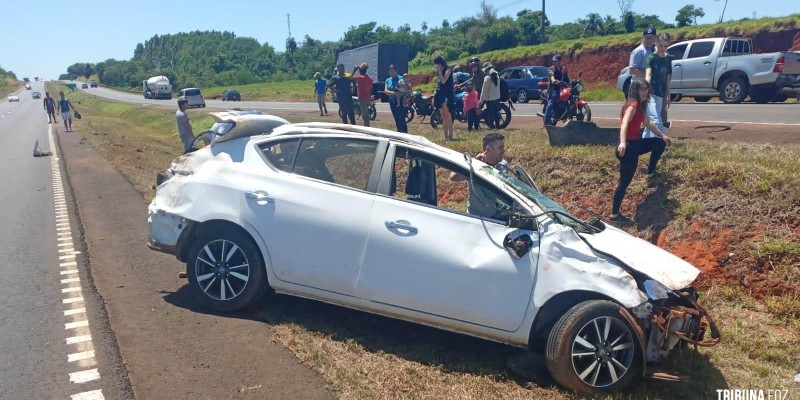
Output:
[194, 239, 250, 301]
[571, 316, 635, 388]
[518, 90, 526, 102]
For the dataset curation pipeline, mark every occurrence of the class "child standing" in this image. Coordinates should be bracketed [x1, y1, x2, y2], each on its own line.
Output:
[463, 83, 479, 131]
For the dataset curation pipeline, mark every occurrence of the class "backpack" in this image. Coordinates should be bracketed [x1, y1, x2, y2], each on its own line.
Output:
[499, 77, 509, 102]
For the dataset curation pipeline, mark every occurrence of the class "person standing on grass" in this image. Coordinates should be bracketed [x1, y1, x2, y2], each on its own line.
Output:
[57, 91, 74, 132]
[176, 98, 195, 153]
[43, 92, 57, 123]
[611, 79, 671, 224]
[329, 64, 355, 125]
[433, 56, 454, 141]
[463, 83, 479, 132]
[628, 27, 657, 86]
[543, 54, 570, 126]
[480, 62, 501, 129]
[642, 32, 673, 178]
[313, 72, 328, 116]
[384, 64, 408, 133]
[352, 63, 373, 127]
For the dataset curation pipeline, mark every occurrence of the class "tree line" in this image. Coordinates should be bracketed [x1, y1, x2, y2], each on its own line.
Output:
[59, 2, 715, 89]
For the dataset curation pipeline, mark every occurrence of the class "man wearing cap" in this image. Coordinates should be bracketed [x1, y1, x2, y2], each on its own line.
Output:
[352, 63, 373, 127]
[543, 54, 570, 126]
[479, 62, 501, 129]
[629, 27, 658, 84]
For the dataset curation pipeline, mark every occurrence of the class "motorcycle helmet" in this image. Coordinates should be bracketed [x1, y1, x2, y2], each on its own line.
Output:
[552, 54, 562, 62]
[468, 57, 481, 67]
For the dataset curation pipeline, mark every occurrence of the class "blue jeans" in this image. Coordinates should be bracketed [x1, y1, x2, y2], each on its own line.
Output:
[543, 89, 559, 125]
[641, 94, 666, 173]
[389, 99, 408, 133]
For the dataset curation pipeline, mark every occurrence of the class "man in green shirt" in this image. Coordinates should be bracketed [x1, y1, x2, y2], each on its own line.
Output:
[640, 32, 673, 178]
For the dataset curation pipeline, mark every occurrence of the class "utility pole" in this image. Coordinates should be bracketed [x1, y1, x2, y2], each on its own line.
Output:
[541, 0, 546, 44]
[287, 13, 292, 38]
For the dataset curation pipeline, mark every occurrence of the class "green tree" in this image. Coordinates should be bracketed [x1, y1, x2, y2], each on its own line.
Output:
[676, 4, 705, 27]
[581, 13, 604, 37]
[624, 12, 635, 33]
[480, 17, 520, 52]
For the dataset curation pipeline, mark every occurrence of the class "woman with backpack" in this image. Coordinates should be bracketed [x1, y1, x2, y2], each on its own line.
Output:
[480, 62, 501, 129]
[433, 56, 454, 141]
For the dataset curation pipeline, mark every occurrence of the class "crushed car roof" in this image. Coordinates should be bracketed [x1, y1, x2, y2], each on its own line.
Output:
[210, 111, 290, 144]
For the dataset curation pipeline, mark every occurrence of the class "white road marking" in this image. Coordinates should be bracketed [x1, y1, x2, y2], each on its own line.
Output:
[62, 277, 81, 284]
[61, 269, 79, 275]
[66, 335, 92, 344]
[63, 296, 84, 304]
[60, 261, 78, 267]
[65, 321, 90, 331]
[69, 369, 101, 384]
[59, 254, 76, 260]
[62, 287, 82, 294]
[67, 350, 95, 362]
[70, 389, 104, 400]
[64, 308, 86, 316]
[59, 242, 73, 247]
[59, 248, 76, 253]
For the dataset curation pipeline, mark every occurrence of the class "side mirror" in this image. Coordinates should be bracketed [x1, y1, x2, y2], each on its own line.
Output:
[504, 233, 534, 259]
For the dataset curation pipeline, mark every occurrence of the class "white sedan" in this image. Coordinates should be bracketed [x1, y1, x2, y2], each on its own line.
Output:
[8, 93, 20, 102]
[147, 112, 719, 395]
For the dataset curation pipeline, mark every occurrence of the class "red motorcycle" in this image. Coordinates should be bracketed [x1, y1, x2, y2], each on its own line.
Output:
[536, 74, 591, 126]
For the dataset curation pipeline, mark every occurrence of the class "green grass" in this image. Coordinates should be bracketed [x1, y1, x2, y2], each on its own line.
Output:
[202, 80, 317, 102]
[0, 76, 21, 97]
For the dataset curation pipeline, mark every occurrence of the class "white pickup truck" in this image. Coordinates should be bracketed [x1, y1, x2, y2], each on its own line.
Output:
[617, 37, 800, 103]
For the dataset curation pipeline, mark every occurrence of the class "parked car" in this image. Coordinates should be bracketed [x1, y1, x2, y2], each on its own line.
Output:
[499, 66, 549, 103]
[179, 88, 206, 108]
[617, 37, 800, 103]
[81, 83, 89, 89]
[147, 116, 720, 395]
[8, 94, 20, 102]
[222, 89, 241, 101]
[32, 91, 41, 99]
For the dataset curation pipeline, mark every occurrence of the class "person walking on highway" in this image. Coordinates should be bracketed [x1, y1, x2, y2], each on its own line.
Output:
[176, 98, 195, 153]
[611, 79, 671, 224]
[384, 64, 408, 133]
[329, 64, 355, 125]
[57, 91, 74, 132]
[43, 92, 57, 124]
[543, 54, 570, 126]
[480, 62, 501, 129]
[313, 72, 328, 116]
[433, 56, 454, 141]
[642, 32, 673, 178]
[352, 63, 373, 127]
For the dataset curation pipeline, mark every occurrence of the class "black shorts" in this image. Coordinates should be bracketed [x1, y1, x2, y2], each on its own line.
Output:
[434, 93, 454, 112]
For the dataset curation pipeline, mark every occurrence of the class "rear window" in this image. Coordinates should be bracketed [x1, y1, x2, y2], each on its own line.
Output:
[183, 89, 201, 96]
[528, 67, 549, 77]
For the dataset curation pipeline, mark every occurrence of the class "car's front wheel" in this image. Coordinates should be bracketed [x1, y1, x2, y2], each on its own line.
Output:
[545, 300, 642, 395]
[517, 89, 529, 103]
[187, 227, 268, 312]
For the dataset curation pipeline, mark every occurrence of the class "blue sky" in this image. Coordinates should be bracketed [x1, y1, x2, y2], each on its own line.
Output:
[3, 0, 798, 80]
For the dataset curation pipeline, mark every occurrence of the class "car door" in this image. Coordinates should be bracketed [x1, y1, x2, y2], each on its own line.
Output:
[355, 145, 539, 332]
[247, 136, 386, 296]
[677, 41, 717, 89]
[667, 43, 688, 88]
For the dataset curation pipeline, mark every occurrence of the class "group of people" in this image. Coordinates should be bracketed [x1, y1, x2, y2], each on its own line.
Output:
[43, 91, 77, 132]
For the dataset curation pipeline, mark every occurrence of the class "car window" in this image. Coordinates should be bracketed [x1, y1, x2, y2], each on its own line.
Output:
[667, 44, 688, 60]
[686, 41, 715, 59]
[260, 139, 301, 172]
[530, 67, 549, 77]
[388, 146, 512, 223]
[292, 138, 377, 190]
[499, 70, 511, 80]
[721, 39, 751, 56]
[183, 89, 201, 96]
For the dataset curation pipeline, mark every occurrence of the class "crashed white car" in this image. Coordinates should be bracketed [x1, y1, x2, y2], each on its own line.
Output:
[147, 113, 719, 394]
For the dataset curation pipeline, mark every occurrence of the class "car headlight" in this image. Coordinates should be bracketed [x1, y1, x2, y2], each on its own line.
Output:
[643, 279, 671, 300]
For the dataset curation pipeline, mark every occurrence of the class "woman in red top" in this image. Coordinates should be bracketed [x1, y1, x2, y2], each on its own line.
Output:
[611, 79, 672, 223]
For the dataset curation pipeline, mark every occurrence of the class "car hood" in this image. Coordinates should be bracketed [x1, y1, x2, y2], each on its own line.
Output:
[579, 224, 700, 290]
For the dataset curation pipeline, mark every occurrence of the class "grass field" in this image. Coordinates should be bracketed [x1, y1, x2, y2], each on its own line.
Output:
[54, 83, 800, 399]
[1, 77, 22, 98]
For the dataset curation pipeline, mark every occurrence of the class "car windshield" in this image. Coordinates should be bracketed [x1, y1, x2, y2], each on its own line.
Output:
[210, 121, 235, 136]
[483, 166, 590, 232]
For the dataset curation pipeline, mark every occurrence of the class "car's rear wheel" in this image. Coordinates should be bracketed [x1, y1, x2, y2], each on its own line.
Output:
[517, 89, 529, 103]
[186, 227, 267, 312]
[546, 300, 642, 395]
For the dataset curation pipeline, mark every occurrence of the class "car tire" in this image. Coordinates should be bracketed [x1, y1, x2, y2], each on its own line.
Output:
[186, 227, 268, 312]
[694, 96, 711, 103]
[719, 76, 747, 104]
[545, 300, 642, 395]
[517, 89, 529, 103]
[749, 88, 777, 104]
[670, 93, 682, 102]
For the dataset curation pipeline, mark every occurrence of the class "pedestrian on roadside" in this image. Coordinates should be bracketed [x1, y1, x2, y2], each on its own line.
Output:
[543, 54, 570, 126]
[384, 64, 408, 133]
[352, 63, 374, 127]
[43, 92, 57, 123]
[57, 91, 74, 132]
[433, 56, 454, 141]
[611, 79, 672, 224]
[627, 27, 657, 89]
[463, 83, 479, 132]
[313, 72, 328, 116]
[642, 32, 673, 178]
[328, 64, 355, 124]
[176, 98, 195, 153]
[480, 62, 501, 129]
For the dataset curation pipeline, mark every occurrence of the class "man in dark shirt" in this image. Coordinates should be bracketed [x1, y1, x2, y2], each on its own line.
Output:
[543, 54, 570, 126]
[328, 64, 355, 124]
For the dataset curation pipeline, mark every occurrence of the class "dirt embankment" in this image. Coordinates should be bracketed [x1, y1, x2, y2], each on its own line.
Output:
[409, 28, 800, 88]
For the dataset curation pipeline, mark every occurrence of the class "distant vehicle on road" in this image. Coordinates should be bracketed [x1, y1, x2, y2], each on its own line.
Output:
[8, 94, 20, 102]
[499, 66, 549, 103]
[32, 91, 41, 99]
[617, 37, 800, 103]
[81, 83, 89, 89]
[335, 42, 409, 102]
[143, 75, 173, 99]
[179, 88, 206, 108]
[34, 76, 39, 82]
[90, 80, 98, 88]
[25, 84, 32, 90]
[222, 89, 241, 101]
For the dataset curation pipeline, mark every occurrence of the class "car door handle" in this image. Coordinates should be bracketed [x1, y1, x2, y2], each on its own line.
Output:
[385, 220, 418, 234]
[674, 63, 681, 67]
[704, 61, 712, 65]
[245, 191, 274, 203]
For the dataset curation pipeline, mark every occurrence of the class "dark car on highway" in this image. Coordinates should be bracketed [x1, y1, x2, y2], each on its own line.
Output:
[499, 66, 549, 103]
[81, 83, 89, 89]
[32, 91, 41, 99]
[222, 89, 241, 101]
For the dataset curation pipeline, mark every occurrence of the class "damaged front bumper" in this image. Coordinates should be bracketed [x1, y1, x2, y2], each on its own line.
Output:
[147, 203, 190, 256]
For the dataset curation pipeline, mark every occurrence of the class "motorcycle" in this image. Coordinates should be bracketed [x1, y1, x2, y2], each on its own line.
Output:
[430, 91, 513, 129]
[404, 91, 436, 123]
[536, 74, 591, 126]
[337, 95, 377, 121]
